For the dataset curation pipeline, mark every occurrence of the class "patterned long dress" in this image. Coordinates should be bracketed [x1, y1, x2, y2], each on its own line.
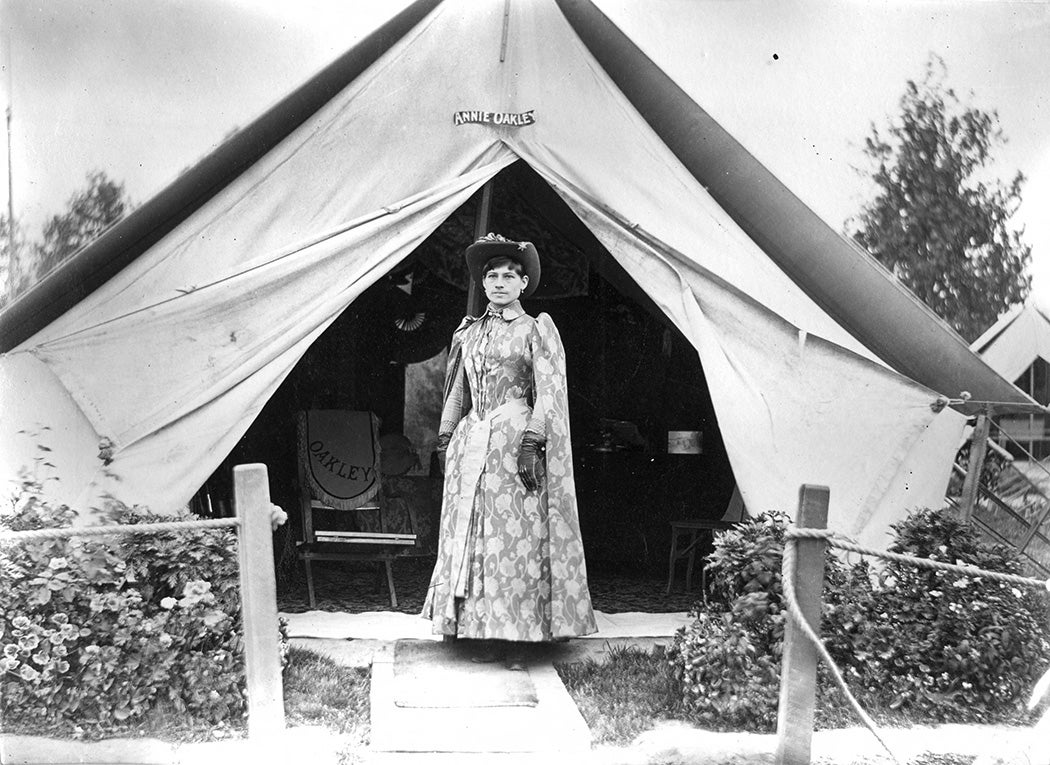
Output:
[421, 300, 597, 641]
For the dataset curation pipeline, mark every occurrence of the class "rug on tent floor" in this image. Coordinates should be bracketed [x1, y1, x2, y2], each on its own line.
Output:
[392, 639, 538, 708]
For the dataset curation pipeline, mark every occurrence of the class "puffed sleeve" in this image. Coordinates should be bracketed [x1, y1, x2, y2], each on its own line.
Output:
[525, 313, 570, 443]
[438, 319, 472, 437]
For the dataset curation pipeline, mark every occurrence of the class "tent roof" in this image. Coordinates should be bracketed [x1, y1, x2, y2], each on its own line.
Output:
[0, 0, 1030, 412]
[0, 0, 441, 351]
[971, 303, 1050, 386]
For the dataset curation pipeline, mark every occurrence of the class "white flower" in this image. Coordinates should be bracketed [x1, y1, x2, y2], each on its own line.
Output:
[1011, 587, 1022, 598]
[953, 577, 970, 588]
[183, 580, 211, 598]
[160, 597, 177, 610]
[930, 590, 942, 598]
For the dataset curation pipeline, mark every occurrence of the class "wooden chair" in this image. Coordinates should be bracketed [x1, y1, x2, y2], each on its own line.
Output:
[296, 410, 417, 608]
[666, 485, 746, 593]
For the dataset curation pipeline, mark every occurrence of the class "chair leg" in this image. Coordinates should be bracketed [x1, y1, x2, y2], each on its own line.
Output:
[384, 559, 398, 609]
[305, 559, 316, 609]
[685, 531, 698, 591]
[666, 529, 680, 594]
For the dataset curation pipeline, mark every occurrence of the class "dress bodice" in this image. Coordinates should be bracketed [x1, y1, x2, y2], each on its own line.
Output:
[460, 310, 537, 419]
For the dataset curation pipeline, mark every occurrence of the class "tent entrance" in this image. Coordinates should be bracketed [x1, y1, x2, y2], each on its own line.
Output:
[197, 160, 736, 577]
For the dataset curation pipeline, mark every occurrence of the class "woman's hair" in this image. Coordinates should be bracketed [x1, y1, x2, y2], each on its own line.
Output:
[482, 255, 525, 277]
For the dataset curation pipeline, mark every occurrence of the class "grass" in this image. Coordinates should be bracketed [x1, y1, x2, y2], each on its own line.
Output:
[555, 643, 680, 745]
[283, 646, 370, 765]
[556, 642, 1041, 759]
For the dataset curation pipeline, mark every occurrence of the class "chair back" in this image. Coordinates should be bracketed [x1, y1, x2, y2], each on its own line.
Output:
[297, 410, 382, 511]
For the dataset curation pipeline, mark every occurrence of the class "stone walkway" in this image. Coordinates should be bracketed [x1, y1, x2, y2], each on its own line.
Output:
[284, 609, 690, 764]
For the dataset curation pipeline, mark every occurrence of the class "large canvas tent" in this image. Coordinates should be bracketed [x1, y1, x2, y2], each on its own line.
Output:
[0, 0, 1034, 547]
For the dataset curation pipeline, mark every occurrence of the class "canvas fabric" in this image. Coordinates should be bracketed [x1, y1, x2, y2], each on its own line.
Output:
[1, 0, 964, 544]
[972, 304, 1050, 386]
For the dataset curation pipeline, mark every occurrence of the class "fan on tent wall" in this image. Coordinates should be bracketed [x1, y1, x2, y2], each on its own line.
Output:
[390, 270, 426, 331]
[382, 267, 463, 364]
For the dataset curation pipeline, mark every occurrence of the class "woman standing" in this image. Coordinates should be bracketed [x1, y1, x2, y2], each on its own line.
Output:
[422, 233, 597, 667]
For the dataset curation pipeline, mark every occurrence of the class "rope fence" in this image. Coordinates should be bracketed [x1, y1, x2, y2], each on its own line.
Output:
[0, 517, 240, 542]
[777, 485, 1050, 765]
[0, 464, 284, 741]
[788, 527, 1050, 590]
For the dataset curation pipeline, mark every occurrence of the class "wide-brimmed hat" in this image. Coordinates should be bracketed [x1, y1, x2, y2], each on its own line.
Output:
[464, 233, 541, 298]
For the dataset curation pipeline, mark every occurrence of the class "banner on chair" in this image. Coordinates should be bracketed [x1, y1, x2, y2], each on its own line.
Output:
[298, 411, 381, 510]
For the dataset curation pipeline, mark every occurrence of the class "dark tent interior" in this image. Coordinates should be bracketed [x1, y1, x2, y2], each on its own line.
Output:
[198, 160, 737, 596]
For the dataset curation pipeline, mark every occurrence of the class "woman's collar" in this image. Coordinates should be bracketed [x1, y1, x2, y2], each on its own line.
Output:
[486, 300, 525, 321]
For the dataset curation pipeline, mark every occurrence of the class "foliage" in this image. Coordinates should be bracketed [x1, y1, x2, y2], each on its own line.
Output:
[823, 508, 1050, 722]
[28, 170, 131, 292]
[0, 453, 287, 739]
[667, 508, 1050, 732]
[667, 511, 848, 731]
[849, 56, 1030, 342]
[0, 213, 30, 308]
[666, 611, 782, 731]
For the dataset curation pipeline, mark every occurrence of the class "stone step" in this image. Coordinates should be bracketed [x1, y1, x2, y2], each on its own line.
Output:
[368, 651, 591, 760]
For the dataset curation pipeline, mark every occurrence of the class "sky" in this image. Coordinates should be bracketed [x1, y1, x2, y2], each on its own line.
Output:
[3, 0, 1050, 321]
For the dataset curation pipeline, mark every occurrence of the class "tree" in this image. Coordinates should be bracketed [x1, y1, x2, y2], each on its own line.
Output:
[0, 214, 29, 307]
[849, 56, 1031, 342]
[33, 170, 131, 284]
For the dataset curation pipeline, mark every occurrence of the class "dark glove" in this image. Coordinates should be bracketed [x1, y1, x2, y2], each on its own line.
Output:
[517, 434, 546, 492]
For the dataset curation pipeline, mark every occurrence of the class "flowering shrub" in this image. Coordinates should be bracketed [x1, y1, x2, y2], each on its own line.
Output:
[667, 511, 847, 731]
[666, 610, 781, 730]
[823, 508, 1050, 722]
[667, 508, 1050, 731]
[0, 457, 286, 738]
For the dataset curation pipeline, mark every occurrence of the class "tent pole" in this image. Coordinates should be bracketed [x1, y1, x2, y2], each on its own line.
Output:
[467, 181, 494, 317]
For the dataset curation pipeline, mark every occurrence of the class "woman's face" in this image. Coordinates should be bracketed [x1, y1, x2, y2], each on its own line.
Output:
[483, 265, 528, 307]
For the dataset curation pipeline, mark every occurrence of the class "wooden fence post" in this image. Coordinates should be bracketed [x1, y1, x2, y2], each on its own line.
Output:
[775, 484, 830, 765]
[959, 409, 991, 523]
[234, 463, 285, 738]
